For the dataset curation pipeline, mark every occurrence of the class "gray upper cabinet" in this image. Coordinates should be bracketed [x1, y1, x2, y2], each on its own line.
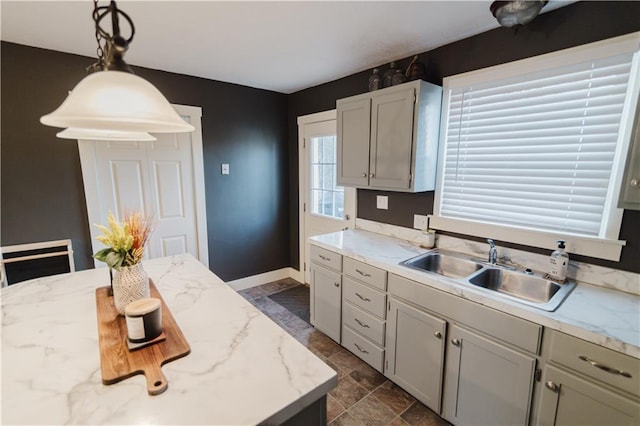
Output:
[619, 100, 640, 209]
[336, 98, 371, 187]
[336, 80, 442, 192]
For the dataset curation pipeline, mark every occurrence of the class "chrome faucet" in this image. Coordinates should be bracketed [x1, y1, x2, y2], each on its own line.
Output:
[487, 239, 498, 265]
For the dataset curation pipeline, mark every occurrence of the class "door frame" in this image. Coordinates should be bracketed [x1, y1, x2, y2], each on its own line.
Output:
[78, 104, 209, 268]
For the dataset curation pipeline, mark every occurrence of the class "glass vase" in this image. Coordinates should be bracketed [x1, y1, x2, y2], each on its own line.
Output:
[112, 263, 150, 315]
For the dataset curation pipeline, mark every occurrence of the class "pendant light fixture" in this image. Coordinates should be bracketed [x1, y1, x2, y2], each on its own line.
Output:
[490, 0, 548, 28]
[41, 0, 193, 135]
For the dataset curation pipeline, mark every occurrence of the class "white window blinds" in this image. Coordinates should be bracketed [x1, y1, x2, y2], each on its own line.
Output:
[438, 53, 635, 238]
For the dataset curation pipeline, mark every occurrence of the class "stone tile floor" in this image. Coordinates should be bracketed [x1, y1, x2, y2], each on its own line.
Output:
[237, 278, 450, 426]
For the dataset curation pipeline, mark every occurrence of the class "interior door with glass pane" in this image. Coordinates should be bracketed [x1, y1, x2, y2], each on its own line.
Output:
[303, 119, 355, 283]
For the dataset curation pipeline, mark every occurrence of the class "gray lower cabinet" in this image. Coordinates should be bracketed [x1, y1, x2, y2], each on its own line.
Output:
[442, 324, 536, 426]
[384, 298, 446, 413]
[537, 365, 640, 426]
[309, 264, 341, 343]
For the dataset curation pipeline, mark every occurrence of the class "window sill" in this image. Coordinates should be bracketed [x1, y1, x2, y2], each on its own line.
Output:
[428, 216, 625, 262]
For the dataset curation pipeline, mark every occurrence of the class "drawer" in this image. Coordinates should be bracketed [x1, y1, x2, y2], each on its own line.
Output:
[342, 325, 384, 372]
[310, 245, 342, 272]
[547, 330, 639, 397]
[343, 301, 385, 346]
[343, 257, 387, 291]
[343, 276, 387, 319]
[389, 273, 541, 354]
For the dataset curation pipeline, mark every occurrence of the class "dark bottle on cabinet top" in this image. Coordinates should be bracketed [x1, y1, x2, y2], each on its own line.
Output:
[368, 68, 382, 91]
[391, 68, 407, 86]
[382, 62, 397, 88]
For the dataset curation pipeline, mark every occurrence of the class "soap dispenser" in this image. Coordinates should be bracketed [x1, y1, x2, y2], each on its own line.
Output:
[549, 240, 569, 283]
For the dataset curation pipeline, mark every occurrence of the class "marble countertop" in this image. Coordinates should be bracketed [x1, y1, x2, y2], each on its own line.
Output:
[310, 229, 640, 359]
[1, 254, 337, 425]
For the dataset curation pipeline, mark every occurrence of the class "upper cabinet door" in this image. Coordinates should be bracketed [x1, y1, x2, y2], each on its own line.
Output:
[370, 88, 415, 190]
[337, 98, 371, 187]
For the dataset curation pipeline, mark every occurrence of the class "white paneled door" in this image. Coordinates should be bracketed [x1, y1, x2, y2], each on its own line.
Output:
[79, 105, 209, 267]
[298, 110, 356, 284]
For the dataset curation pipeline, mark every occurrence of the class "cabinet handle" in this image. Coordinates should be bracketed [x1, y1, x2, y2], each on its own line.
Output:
[434, 331, 442, 339]
[451, 338, 461, 347]
[334, 282, 340, 287]
[355, 292, 371, 302]
[318, 254, 330, 261]
[545, 381, 560, 393]
[354, 343, 369, 354]
[362, 173, 368, 177]
[355, 318, 370, 329]
[355, 269, 371, 278]
[370, 173, 375, 178]
[578, 355, 632, 378]
[631, 178, 639, 187]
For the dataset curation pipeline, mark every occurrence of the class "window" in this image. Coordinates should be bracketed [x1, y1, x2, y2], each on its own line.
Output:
[311, 135, 344, 219]
[432, 33, 640, 261]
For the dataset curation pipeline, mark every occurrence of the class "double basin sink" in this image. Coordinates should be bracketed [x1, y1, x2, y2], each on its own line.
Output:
[400, 249, 576, 311]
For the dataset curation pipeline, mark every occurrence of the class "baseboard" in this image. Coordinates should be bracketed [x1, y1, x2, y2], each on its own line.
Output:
[226, 267, 300, 291]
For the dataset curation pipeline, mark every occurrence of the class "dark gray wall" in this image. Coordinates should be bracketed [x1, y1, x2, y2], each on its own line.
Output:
[287, 1, 640, 273]
[1, 42, 289, 281]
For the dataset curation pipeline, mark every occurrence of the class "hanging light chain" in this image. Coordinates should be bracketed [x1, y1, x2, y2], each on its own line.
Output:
[88, 0, 107, 72]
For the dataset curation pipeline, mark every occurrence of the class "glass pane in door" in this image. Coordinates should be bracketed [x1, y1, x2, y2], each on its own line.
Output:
[310, 135, 344, 219]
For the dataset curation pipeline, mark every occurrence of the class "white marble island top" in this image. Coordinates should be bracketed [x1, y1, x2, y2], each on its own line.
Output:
[1, 254, 337, 425]
[310, 229, 640, 359]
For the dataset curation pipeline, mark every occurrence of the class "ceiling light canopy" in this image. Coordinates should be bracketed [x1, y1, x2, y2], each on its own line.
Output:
[40, 0, 193, 137]
[56, 128, 156, 141]
[490, 0, 548, 28]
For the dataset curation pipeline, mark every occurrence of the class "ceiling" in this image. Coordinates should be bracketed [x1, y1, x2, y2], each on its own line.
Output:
[1, 1, 573, 94]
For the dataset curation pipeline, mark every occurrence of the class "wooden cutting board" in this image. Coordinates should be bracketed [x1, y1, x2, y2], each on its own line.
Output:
[95, 280, 190, 395]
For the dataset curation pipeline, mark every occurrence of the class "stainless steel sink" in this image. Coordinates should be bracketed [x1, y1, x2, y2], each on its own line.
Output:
[401, 249, 576, 311]
[401, 251, 483, 279]
[467, 268, 575, 311]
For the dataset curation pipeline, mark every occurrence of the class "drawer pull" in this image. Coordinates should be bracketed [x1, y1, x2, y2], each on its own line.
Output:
[545, 381, 560, 393]
[355, 318, 370, 329]
[354, 343, 369, 354]
[355, 292, 371, 302]
[318, 254, 331, 261]
[355, 269, 372, 278]
[578, 355, 632, 378]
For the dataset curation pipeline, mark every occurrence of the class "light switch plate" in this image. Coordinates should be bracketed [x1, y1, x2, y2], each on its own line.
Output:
[413, 214, 429, 230]
[376, 195, 388, 210]
[221, 164, 230, 175]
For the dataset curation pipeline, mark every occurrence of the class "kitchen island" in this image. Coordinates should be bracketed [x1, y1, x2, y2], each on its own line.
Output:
[1, 254, 337, 425]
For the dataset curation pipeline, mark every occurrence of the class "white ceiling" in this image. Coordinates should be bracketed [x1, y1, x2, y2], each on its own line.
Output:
[1, 1, 573, 94]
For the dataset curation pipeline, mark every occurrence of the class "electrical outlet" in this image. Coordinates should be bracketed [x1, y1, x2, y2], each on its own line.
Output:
[413, 214, 429, 230]
[376, 195, 388, 210]
[221, 164, 230, 175]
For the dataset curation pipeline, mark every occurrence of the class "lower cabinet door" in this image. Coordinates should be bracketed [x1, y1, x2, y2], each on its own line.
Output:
[310, 264, 341, 343]
[537, 365, 640, 426]
[384, 298, 446, 413]
[442, 324, 535, 426]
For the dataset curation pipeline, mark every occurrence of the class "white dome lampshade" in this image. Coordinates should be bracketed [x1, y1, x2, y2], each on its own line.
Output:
[56, 128, 156, 141]
[41, 70, 194, 133]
